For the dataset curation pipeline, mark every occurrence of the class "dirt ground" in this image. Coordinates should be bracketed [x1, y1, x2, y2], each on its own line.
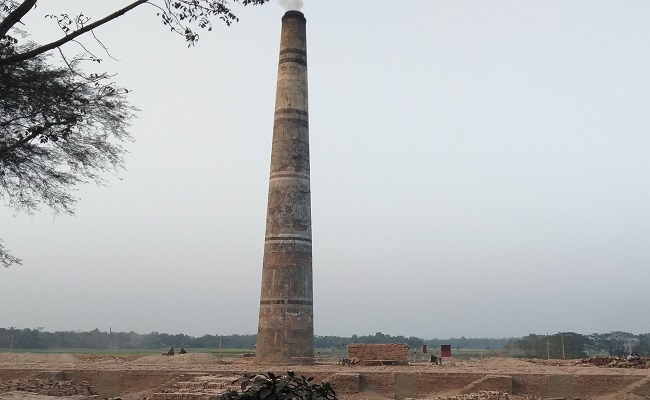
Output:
[0, 352, 645, 374]
[0, 353, 648, 400]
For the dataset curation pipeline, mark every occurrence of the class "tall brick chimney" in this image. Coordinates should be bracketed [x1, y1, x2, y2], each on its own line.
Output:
[256, 10, 313, 364]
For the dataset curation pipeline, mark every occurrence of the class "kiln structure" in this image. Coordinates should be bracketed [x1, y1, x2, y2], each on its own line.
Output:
[256, 10, 314, 363]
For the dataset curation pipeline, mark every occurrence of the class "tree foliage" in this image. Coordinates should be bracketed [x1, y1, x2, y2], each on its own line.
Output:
[221, 372, 337, 400]
[509, 332, 600, 359]
[0, 0, 270, 267]
[1, 0, 271, 66]
[588, 331, 638, 356]
[1, 43, 134, 215]
[0, 37, 134, 267]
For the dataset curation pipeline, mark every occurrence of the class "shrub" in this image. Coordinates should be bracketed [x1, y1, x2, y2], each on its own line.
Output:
[221, 371, 337, 400]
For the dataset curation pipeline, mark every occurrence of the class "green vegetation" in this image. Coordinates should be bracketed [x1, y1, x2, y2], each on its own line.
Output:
[507, 331, 650, 359]
[2, 347, 255, 357]
[221, 372, 337, 400]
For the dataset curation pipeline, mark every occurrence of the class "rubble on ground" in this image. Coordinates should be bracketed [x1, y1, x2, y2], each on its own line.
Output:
[577, 356, 647, 368]
[417, 391, 510, 400]
[525, 356, 648, 369]
[153, 375, 239, 400]
[0, 378, 97, 397]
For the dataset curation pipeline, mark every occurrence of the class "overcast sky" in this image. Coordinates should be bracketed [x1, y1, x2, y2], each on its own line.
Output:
[2, 0, 649, 340]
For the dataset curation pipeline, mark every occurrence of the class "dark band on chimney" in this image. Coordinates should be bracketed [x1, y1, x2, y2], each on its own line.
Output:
[282, 11, 305, 22]
[279, 57, 307, 66]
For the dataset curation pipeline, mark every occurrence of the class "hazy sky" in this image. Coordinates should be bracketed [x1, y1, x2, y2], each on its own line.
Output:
[2, 0, 649, 340]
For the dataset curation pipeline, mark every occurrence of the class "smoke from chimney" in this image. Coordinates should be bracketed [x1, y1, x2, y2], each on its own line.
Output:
[278, 0, 303, 11]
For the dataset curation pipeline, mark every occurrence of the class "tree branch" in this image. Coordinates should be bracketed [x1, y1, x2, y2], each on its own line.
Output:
[0, 0, 148, 66]
[0, 0, 37, 39]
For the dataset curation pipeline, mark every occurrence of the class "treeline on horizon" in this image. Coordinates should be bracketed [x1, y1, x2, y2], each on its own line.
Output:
[1, 328, 649, 359]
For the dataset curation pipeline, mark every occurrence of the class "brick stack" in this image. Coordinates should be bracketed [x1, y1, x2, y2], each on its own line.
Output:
[577, 356, 648, 369]
[153, 375, 240, 400]
[347, 344, 409, 365]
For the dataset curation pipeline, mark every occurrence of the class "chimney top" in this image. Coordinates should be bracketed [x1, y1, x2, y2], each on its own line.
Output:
[282, 10, 305, 22]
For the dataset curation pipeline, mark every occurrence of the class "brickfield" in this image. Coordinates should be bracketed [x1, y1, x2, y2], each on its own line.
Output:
[0, 353, 649, 400]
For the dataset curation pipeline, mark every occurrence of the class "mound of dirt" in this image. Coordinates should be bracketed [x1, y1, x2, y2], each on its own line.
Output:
[131, 353, 221, 365]
[472, 357, 538, 369]
[75, 354, 142, 363]
[0, 353, 77, 364]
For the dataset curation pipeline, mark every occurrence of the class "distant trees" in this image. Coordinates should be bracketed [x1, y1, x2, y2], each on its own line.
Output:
[1, 327, 649, 358]
[636, 334, 650, 355]
[0, 327, 258, 350]
[509, 332, 596, 359]
[588, 331, 638, 356]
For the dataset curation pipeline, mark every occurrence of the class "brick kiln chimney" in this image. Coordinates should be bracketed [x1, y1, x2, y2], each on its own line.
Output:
[256, 10, 313, 364]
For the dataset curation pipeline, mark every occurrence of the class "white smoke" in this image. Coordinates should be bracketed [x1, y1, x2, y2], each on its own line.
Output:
[278, 0, 303, 11]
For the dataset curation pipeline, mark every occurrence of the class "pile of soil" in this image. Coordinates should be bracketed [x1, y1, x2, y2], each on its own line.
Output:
[131, 353, 221, 365]
[75, 354, 143, 362]
[472, 357, 538, 369]
[0, 353, 77, 364]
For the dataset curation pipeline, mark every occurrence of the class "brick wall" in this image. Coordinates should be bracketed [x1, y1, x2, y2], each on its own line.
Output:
[347, 344, 409, 365]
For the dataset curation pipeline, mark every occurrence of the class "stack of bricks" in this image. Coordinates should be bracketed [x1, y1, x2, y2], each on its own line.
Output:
[153, 375, 239, 400]
[348, 344, 409, 365]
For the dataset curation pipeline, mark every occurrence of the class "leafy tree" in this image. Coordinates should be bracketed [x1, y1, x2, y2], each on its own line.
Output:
[589, 331, 637, 356]
[406, 336, 424, 349]
[512, 334, 548, 358]
[508, 332, 590, 359]
[635, 333, 650, 356]
[0, 38, 134, 267]
[0, 0, 270, 267]
[221, 372, 337, 400]
[555, 332, 590, 359]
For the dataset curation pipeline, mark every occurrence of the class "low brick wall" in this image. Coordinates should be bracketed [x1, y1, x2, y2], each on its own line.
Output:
[460, 375, 513, 394]
[416, 372, 485, 396]
[348, 344, 409, 365]
[323, 373, 360, 394]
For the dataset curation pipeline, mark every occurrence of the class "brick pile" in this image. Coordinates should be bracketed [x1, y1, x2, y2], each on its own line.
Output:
[347, 344, 409, 365]
[153, 375, 240, 400]
[425, 390, 510, 400]
[0, 378, 97, 398]
[577, 356, 648, 369]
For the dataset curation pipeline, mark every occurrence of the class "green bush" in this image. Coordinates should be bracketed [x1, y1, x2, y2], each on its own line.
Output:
[221, 372, 337, 400]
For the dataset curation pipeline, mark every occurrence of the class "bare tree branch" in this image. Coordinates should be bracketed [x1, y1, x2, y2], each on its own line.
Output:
[0, 0, 36, 39]
[0, 0, 147, 66]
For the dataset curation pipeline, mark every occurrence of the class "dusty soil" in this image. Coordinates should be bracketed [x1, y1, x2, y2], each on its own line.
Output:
[0, 352, 644, 374]
[0, 353, 648, 400]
